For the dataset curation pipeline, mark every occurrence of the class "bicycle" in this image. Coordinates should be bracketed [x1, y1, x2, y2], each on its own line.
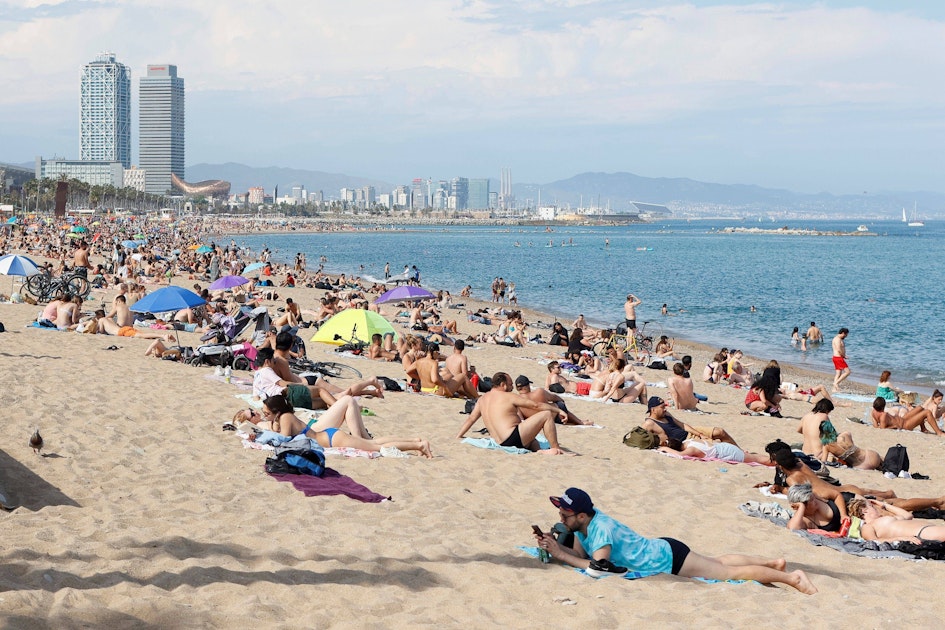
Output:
[288, 357, 363, 380]
[25, 267, 91, 302]
[592, 321, 662, 358]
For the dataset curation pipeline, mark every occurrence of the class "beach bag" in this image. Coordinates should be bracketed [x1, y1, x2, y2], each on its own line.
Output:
[378, 376, 403, 392]
[477, 376, 492, 393]
[623, 426, 660, 450]
[266, 449, 326, 477]
[648, 360, 667, 370]
[882, 444, 909, 475]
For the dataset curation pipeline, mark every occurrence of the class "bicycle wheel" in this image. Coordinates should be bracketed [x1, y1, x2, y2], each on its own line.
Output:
[315, 361, 362, 379]
[25, 274, 49, 299]
[48, 281, 67, 301]
[67, 276, 91, 299]
[637, 336, 654, 352]
[592, 341, 609, 357]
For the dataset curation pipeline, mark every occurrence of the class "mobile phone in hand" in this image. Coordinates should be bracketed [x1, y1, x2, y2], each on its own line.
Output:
[532, 525, 544, 536]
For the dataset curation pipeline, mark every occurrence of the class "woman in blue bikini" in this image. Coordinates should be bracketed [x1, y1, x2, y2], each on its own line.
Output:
[262, 395, 433, 458]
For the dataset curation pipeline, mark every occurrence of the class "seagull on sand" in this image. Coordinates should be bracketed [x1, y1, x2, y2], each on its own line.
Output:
[29, 429, 43, 455]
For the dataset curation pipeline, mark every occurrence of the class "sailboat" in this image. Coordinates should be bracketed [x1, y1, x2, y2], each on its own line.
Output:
[907, 202, 924, 227]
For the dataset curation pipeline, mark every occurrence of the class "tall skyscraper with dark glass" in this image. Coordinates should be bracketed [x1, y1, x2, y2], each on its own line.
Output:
[80, 52, 131, 168]
[139, 64, 185, 195]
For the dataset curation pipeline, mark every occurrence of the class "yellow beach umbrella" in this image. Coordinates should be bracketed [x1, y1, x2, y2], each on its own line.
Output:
[311, 308, 397, 345]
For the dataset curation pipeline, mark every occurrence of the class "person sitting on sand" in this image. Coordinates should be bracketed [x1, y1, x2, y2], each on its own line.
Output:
[456, 372, 566, 454]
[545, 361, 591, 396]
[415, 342, 477, 399]
[56, 295, 83, 330]
[589, 358, 631, 402]
[513, 375, 590, 425]
[643, 397, 737, 447]
[667, 363, 700, 411]
[659, 437, 773, 464]
[817, 423, 882, 470]
[106, 294, 135, 327]
[260, 394, 432, 458]
[875, 370, 903, 403]
[368, 333, 399, 362]
[797, 399, 837, 455]
[272, 297, 301, 329]
[726, 350, 752, 386]
[549, 322, 569, 347]
[702, 351, 728, 384]
[870, 397, 943, 435]
[652, 335, 675, 360]
[577, 350, 603, 377]
[921, 390, 945, 426]
[533, 487, 816, 593]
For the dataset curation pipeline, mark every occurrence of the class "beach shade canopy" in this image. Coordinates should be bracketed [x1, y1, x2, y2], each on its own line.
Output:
[5, 216, 17, 225]
[196, 245, 214, 254]
[0, 254, 41, 277]
[209, 275, 250, 291]
[133, 233, 146, 239]
[375, 285, 435, 304]
[311, 309, 397, 345]
[243, 261, 266, 274]
[70, 225, 88, 233]
[122, 239, 146, 249]
[130, 286, 206, 315]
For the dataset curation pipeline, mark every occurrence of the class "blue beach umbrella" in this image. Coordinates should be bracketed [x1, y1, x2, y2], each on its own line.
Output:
[196, 245, 213, 254]
[122, 240, 141, 249]
[131, 286, 206, 315]
[243, 262, 266, 274]
[130, 286, 206, 347]
[0, 254, 41, 293]
[70, 225, 88, 233]
[0, 254, 41, 277]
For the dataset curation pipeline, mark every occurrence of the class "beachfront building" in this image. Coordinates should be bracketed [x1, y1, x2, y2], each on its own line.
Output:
[80, 53, 131, 168]
[467, 178, 490, 209]
[35, 157, 125, 187]
[123, 165, 147, 192]
[139, 64, 185, 195]
[248, 187, 265, 205]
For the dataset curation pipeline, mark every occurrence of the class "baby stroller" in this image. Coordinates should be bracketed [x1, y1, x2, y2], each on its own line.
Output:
[187, 306, 269, 370]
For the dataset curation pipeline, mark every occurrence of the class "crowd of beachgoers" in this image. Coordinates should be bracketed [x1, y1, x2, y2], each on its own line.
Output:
[5, 212, 945, 605]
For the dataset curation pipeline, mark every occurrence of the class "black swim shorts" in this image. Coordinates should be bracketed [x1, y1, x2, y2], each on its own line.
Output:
[500, 426, 526, 449]
[660, 537, 691, 575]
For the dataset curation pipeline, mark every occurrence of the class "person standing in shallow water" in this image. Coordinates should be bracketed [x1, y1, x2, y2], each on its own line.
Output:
[832, 328, 850, 392]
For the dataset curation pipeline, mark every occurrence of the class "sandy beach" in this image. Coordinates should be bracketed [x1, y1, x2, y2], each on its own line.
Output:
[2, 269, 945, 628]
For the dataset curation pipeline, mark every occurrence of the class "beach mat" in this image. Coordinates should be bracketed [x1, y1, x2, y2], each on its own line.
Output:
[267, 466, 389, 502]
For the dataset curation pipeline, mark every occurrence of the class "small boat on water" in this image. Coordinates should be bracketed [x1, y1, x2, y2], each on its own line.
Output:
[856, 225, 868, 232]
[635, 247, 653, 251]
[903, 205, 924, 227]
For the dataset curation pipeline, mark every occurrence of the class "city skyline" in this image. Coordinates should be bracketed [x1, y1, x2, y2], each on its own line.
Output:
[3, 2, 945, 195]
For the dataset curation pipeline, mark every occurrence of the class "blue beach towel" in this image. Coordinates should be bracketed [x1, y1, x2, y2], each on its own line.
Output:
[462, 435, 550, 454]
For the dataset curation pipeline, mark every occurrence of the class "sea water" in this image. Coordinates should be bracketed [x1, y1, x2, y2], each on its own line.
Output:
[225, 219, 945, 389]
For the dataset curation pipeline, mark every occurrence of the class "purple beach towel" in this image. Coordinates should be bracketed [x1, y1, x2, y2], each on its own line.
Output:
[267, 466, 390, 503]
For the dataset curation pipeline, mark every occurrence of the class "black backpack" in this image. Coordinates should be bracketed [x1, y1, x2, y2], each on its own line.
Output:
[882, 444, 909, 475]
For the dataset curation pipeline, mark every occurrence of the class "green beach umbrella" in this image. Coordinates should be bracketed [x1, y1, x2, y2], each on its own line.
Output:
[311, 309, 397, 346]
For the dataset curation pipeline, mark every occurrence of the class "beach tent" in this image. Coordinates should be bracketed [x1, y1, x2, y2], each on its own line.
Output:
[311, 309, 397, 346]
[375, 285, 435, 304]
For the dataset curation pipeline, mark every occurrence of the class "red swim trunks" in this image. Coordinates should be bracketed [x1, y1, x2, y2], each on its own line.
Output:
[832, 357, 848, 370]
[576, 381, 591, 396]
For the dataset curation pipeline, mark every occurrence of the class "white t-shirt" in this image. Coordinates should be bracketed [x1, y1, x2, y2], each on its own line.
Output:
[253, 367, 284, 399]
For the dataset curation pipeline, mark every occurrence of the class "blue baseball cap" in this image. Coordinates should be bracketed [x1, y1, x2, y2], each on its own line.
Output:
[550, 488, 594, 514]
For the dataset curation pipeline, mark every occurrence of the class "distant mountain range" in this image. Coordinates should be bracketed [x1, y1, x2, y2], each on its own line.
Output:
[183, 163, 944, 216]
[520, 172, 945, 217]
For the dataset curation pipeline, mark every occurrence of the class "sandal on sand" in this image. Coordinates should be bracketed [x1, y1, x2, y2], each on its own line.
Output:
[104, 345, 120, 351]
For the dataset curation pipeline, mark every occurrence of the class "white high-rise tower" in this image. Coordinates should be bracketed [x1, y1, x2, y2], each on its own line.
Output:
[139, 64, 185, 195]
[80, 52, 131, 168]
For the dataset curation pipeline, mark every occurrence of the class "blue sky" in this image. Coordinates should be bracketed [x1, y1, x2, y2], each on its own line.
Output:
[1, 0, 944, 194]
